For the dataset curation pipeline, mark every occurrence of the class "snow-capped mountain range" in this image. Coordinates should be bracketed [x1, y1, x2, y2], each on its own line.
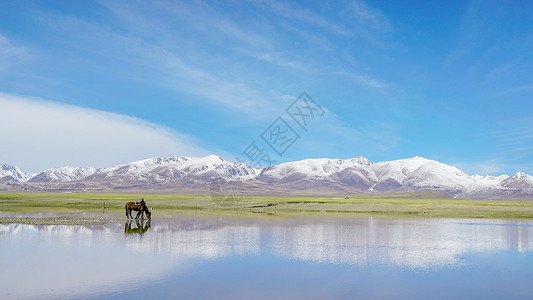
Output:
[1, 155, 532, 199]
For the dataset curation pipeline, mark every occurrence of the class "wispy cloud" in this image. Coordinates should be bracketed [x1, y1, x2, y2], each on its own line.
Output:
[492, 122, 533, 151]
[462, 119, 533, 175]
[350, 73, 387, 89]
[444, 1, 481, 67]
[452, 159, 509, 176]
[452, 157, 533, 176]
[351, 0, 392, 32]
[286, 110, 401, 162]
[247, 0, 351, 36]
[0, 34, 30, 70]
[496, 83, 533, 96]
[37, 10, 284, 117]
[214, 20, 272, 49]
[0, 93, 209, 172]
[1, 1, 400, 167]
[101, 1, 397, 153]
[444, 0, 530, 75]
[233, 47, 306, 70]
[94, 0, 393, 110]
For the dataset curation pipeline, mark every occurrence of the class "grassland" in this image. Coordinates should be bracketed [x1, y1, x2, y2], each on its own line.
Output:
[1, 191, 533, 220]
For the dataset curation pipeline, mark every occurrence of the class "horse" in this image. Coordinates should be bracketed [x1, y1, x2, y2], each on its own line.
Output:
[125, 201, 151, 220]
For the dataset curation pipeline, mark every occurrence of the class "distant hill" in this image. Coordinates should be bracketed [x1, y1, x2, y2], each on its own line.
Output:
[1, 155, 532, 200]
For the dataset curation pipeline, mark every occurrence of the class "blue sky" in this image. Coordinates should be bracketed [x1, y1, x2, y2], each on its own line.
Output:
[1, 0, 532, 175]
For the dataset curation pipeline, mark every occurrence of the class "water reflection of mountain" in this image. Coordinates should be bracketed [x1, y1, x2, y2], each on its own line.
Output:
[3, 217, 532, 270]
[128, 217, 533, 269]
[268, 219, 533, 269]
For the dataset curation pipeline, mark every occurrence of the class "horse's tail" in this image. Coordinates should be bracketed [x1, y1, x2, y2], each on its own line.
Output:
[125, 204, 128, 217]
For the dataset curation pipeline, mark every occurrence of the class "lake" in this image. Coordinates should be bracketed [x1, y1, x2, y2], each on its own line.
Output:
[2, 214, 533, 299]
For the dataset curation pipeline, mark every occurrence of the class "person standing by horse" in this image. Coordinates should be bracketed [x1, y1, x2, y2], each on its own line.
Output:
[136, 198, 146, 208]
[125, 198, 151, 220]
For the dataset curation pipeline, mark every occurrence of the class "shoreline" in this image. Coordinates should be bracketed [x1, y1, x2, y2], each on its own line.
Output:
[1, 192, 533, 221]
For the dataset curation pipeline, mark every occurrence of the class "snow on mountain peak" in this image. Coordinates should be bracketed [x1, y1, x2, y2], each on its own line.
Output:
[203, 154, 225, 161]
[498, 171, 533, 189]
[29, 166, 98, 182]
[141, 155, 225, 166]
[350, 156, 372, 166]
[471, 174, 509, 182]
[368, 156, 476, 193]
[262, 157, 373, 178]
[95, 154, 256, 182]
[0, 163, 31, 182]
[2, 154, 533, 198]
[514, 171, 528, 178]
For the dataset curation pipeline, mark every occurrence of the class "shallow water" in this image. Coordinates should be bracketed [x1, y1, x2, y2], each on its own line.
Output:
[2, 215, 533, 299]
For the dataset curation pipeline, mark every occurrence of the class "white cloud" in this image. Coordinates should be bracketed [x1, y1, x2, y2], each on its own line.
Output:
[0, 93, 209, 172]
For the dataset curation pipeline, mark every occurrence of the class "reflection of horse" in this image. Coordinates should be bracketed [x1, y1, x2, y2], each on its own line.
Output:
[124, 219, 151, 235]
[125, 201, 151, 220]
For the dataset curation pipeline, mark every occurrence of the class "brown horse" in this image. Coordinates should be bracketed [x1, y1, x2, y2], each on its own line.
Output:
[125, 201, 151, 220]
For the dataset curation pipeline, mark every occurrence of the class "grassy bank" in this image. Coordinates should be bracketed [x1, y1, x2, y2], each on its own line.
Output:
[1, 192, 533, 219]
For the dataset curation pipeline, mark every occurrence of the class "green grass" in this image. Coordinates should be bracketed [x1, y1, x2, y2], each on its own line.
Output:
[1, 192, 533, 219]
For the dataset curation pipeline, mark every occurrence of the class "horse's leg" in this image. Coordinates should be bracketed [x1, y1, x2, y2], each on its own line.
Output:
[139, 206, 146, 219]
[125, 206, 130, 219]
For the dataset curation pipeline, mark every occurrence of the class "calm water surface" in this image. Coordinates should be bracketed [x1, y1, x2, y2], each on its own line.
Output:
[2, 214, 533, 299]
